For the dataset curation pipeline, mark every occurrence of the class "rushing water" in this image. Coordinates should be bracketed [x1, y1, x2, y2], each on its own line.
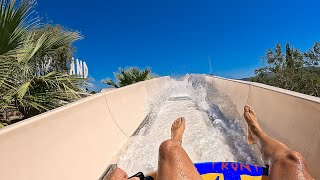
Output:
[117, 75, 261, 175]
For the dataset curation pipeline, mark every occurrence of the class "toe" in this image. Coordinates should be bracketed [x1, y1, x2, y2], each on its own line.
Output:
[176, 118, 180, 125]
[181, 117, 185, 124]
[180, 117, 184, 122]
[171, 121, 175, 129]
[244, 105, 250, 112]
[249, 107, 257, 116]
[177, 117, 182, 124]
[173, 118, 180, 128]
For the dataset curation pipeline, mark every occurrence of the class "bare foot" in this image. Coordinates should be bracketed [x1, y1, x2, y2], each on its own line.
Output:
[171, 117, 186, 144]
[243, 105, 260, 144]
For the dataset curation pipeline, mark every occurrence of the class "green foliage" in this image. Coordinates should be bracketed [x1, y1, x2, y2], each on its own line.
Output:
[0, 0, 38, 55]
[102, 67, 155, 88]
[31, 25, 81, 72]
[0, 122, 7, 128]
[250, 43, 320, 97]
[0, 0, 86, 123]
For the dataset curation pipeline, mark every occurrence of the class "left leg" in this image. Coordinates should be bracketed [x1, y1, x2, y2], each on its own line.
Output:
[156, 117, 202, 180]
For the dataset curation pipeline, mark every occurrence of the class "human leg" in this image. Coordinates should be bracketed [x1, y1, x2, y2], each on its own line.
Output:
[243, 105, 313, 180]
[156, 117, 202, 180]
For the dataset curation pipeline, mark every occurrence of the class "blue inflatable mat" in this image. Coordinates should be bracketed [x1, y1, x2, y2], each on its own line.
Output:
[194, 162, 268, 180]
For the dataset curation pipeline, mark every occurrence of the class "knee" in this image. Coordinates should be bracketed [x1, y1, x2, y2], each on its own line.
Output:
[276, 150, 305, 165]
[159, 140, 180, 158]
[285, 151, 305, 163]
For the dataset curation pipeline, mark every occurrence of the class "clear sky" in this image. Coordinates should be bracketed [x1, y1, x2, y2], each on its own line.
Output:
[37, 0, 320, 91]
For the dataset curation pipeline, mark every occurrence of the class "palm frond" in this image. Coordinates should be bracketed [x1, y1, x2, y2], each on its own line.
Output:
[17, 81, 31, 99]
[102, 78, 119, 88]
[102, 67, 153, 88]
[0, 0, 38, 55]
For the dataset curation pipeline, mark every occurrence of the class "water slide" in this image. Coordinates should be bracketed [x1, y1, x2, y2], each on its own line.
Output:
[0, 75, 319, 179]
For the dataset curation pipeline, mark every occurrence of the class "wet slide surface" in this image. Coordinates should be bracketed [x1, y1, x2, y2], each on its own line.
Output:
[117, 77, 262, 175]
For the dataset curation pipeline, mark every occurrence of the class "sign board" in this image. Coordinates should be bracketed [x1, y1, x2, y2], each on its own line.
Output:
[69, 57, 89, 78]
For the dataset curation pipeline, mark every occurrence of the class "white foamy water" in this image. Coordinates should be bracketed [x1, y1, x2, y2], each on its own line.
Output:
[117, 75, 261, 175]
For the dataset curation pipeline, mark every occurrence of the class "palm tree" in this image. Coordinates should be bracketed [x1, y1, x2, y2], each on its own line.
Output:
[0, 0, 86, 123]
[102, 67, 154, 88]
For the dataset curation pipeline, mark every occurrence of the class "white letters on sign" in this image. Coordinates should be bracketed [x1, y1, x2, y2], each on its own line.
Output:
[83, 61, 89, 78]
[69, 57, 89, 78]
[76, 59, 83, 76]
[69, 57, 76, 75]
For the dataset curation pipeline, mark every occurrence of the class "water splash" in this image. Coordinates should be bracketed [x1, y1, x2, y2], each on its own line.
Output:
[117, 75, 261, 175]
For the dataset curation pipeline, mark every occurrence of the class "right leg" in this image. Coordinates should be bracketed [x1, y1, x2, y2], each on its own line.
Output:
[156, 117, 202, 180]
[243, 105, 314, 180]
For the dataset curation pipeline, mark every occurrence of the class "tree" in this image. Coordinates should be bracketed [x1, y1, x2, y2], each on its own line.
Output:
[250, 43, 320, 97]
[31, 25, 78, 73]
[0, 0, 86, 124]
[102, 67, 154, 88]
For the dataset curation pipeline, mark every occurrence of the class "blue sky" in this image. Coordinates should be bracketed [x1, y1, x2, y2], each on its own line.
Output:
[37, 0, 320, 91]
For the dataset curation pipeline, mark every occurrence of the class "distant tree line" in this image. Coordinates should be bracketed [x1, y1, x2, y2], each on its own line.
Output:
[248, 43, 320, 97]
